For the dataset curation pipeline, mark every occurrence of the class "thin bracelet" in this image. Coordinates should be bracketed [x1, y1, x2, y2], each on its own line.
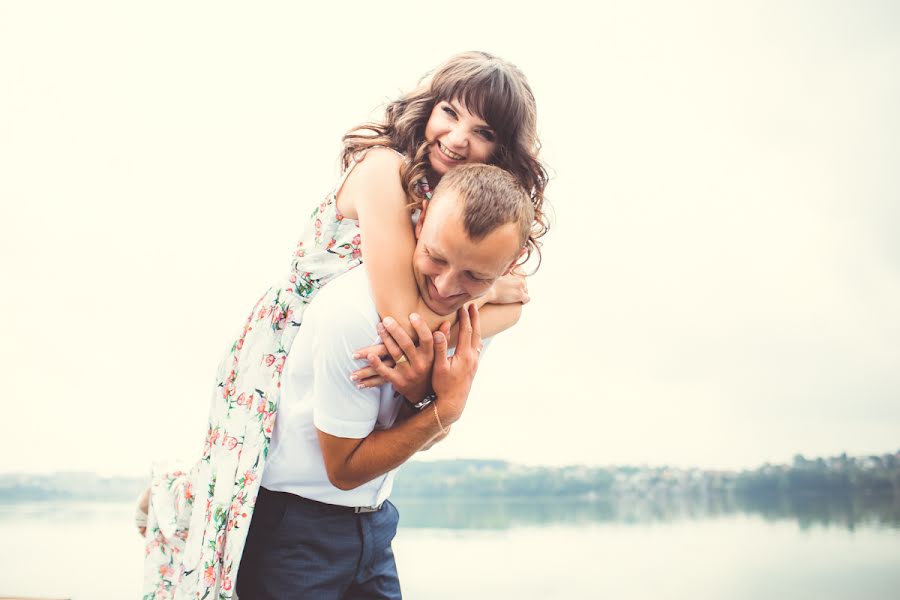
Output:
[433, 402, 450, 435]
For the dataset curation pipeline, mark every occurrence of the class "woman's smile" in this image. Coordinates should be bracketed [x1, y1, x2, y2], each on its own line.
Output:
[437, 141, 465, 161]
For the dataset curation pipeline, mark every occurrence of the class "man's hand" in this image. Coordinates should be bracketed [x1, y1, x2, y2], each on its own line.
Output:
[433, 303, 482, 426]
[356, 313, 448, 403]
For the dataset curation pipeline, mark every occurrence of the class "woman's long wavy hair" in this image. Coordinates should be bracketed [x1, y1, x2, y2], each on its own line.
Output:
[341, 51, 550, 269]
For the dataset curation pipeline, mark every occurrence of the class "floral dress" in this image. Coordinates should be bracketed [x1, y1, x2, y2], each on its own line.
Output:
[142, 155, 429, 600]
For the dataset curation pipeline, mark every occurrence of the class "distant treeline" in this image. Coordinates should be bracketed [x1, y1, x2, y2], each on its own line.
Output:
[391, 451, 900, 500]
[1, 451, 898, 503]
[734, 452, 899, 497]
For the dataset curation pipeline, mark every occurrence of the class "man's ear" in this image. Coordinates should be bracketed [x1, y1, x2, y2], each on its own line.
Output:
[415, 199, 429, 240]
[504, 246, 528, 275]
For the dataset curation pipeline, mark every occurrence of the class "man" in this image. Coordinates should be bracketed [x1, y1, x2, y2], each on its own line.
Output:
[235, 164, 533, 599]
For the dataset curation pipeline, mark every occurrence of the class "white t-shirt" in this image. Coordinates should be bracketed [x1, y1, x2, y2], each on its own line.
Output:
[261, 265, 404, 508]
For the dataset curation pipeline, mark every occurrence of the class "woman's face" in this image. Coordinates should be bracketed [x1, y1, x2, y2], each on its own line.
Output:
[424, 98, 498, 179]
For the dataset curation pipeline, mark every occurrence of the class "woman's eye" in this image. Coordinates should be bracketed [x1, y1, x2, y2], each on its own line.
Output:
[442, 106, 457, 119]
[479, 130, 496, 142]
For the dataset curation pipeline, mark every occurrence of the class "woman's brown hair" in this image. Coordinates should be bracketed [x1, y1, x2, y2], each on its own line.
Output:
[341, 51, 550, 269]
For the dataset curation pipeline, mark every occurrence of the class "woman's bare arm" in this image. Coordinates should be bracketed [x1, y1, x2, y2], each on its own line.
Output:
[336, 148, 453, 338]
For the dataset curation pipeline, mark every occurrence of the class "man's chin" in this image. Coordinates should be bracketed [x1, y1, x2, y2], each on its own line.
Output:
[424, 298, 458, 317]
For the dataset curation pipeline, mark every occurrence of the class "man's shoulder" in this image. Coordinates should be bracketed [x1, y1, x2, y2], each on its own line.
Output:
[307, 265, 378, 347]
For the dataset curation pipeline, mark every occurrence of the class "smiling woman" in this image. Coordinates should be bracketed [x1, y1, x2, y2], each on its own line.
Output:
[425, 100, 497, 174]
[140, 51, 550, 599]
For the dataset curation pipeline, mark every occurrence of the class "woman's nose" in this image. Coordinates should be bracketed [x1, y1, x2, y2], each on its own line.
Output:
[446, 126, 468, 149]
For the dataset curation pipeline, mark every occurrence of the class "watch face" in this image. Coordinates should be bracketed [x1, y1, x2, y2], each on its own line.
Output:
[412, 393, 437, 410]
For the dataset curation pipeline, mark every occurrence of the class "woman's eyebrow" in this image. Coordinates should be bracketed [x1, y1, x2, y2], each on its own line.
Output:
[449, 99, 490, 128]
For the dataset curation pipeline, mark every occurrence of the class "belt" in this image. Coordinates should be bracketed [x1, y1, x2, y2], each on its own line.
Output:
[261, 487, 385, 514]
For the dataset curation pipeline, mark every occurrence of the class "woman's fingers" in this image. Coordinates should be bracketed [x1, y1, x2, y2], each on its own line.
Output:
[366, 354, 404, 388]
[350, 364, 392, 382]
[353, 343, 388, 361]
[356, 374, 387, 388]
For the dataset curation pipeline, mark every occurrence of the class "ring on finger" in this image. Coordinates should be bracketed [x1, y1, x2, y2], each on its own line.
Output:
[395, 354, 409, 365]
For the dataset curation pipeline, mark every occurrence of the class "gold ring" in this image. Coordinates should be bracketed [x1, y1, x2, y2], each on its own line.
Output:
[395, 354, 409, 365]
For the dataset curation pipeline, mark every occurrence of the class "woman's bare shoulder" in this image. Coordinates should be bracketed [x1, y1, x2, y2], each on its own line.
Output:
[337, 148, 406, 218]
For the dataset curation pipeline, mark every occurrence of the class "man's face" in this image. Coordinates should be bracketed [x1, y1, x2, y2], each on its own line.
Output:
[413, 191, 522, 316]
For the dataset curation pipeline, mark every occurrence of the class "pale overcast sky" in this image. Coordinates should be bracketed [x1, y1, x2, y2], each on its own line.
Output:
[1, 1, 898, 476]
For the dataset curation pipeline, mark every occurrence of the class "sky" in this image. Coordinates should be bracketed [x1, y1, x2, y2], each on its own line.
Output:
[1, 1, 898, 476]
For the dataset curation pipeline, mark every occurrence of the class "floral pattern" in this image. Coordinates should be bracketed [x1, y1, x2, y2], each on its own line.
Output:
[142, 162, 428, 599]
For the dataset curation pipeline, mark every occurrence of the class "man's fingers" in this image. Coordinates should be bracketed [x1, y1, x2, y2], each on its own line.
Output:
[432, 331, 449, 375]
[410, 313, 433, 355]
[456, 305, 472, 351]
[377, 321, 405, 363]
[382, 316, 418, 363]
[469, 303, 482, 353]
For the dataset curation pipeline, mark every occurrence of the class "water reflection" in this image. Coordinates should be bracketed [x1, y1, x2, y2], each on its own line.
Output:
[392, 491, 900, 531]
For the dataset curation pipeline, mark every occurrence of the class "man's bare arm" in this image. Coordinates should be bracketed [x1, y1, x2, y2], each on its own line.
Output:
[318, 305, 481, 491]
[317, 403, 451, 490]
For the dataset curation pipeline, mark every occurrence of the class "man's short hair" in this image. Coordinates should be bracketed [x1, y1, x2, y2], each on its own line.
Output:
[433, 164, 534, 249]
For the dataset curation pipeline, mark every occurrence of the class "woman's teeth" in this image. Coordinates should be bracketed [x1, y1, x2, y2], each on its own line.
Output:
[438, 142, 464, 161]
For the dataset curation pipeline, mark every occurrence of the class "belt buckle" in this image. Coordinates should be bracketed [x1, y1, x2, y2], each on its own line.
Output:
[354, 502, 383, 514]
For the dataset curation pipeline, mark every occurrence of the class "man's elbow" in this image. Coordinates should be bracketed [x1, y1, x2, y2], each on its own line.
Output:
[325, 466, 362, 491]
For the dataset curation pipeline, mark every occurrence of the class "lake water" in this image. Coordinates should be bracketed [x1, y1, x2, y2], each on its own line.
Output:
[1, 497, 898, 599]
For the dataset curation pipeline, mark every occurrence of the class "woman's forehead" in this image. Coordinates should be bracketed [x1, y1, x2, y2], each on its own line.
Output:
[443, 97, 490, 126]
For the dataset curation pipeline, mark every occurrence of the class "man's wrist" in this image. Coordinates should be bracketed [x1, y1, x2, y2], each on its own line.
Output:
[434, 395, 463, 426]
[406, 392, 436, 411]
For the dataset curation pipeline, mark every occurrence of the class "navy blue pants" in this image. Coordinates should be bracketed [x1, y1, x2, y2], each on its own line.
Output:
[236, 487, 402, 600]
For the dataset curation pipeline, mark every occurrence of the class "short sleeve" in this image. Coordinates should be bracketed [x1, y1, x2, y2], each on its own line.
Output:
[307, 292, 383, 439]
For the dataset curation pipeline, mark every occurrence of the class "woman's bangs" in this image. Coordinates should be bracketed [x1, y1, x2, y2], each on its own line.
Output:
[436, 72, 525, 143]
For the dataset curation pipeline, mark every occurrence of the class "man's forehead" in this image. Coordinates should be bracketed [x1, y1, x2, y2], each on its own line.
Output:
[422, 202, 519, 275]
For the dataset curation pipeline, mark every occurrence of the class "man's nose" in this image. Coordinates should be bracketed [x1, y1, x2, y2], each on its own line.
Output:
[434, 271, 462, 298]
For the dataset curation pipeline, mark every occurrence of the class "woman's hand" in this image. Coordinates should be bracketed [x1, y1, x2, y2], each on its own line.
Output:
[352, 313, 449, 403]
[487, 268, 529, 305]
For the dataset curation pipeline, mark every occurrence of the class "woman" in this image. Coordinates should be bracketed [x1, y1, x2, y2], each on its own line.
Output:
[141, 50, 549, 599]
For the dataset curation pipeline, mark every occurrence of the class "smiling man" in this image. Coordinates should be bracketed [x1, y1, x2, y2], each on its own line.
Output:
[235, 164, 534, 599]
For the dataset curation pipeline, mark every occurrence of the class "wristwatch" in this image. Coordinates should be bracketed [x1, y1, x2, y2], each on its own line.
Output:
[408, 392, 437, 411]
